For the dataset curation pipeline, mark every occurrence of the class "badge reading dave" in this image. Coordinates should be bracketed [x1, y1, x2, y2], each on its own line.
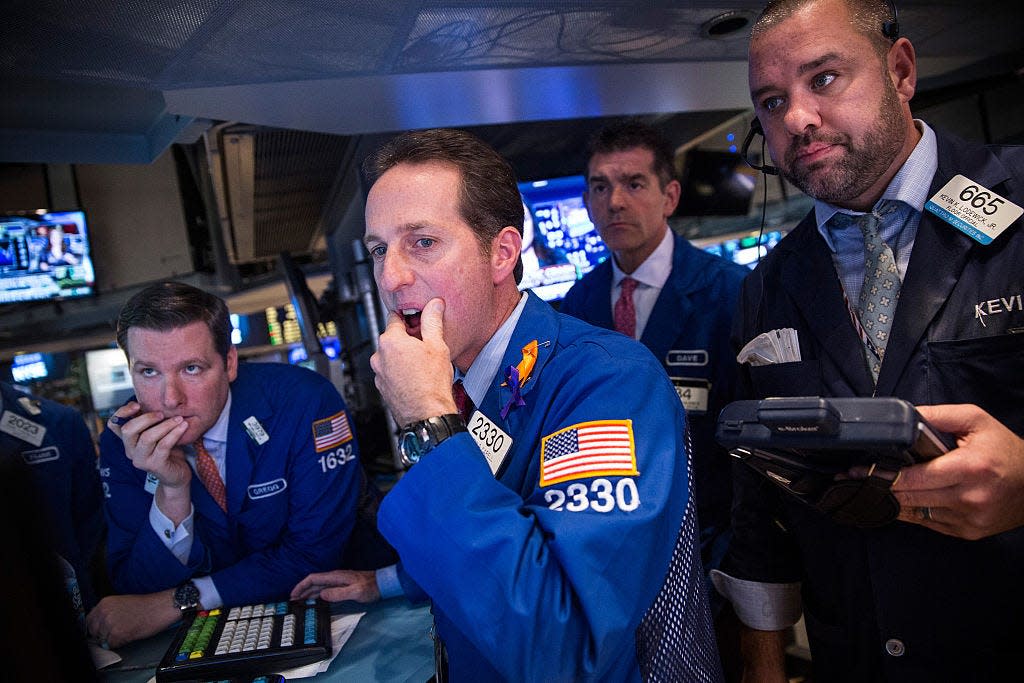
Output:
[539, 419, 637, 487]
[312, 410, 353, 453]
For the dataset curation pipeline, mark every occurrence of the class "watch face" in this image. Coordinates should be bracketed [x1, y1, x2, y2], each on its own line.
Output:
[400, 430, 424, 466]
[174, 581, 201, 610]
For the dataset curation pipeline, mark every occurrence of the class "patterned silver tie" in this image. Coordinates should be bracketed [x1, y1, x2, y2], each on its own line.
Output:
[853, 209, 901, 383]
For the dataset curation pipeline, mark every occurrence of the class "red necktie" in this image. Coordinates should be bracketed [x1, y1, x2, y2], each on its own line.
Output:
[194, 440, 228, 512]
[614, 277, 639, 338]
[452, 379, 474, 422]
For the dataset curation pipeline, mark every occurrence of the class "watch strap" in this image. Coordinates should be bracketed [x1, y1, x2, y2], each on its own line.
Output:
[399, 414, 468, 467]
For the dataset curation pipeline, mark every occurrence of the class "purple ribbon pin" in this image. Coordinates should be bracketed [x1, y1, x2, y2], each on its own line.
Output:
[500, 365, 526, 419]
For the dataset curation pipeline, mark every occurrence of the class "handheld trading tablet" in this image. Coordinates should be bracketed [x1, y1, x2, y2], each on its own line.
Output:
[155, 598, 331, 682]
[715, 397, 956, 526]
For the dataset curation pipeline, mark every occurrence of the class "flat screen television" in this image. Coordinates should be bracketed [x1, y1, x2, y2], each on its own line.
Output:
[518, 175, 609, 302]
[676, 150, 758, 217]
[0, 210, 96, 305]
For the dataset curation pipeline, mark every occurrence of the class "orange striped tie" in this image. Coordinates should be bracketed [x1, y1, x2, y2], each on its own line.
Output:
[194, 440, 227, 512]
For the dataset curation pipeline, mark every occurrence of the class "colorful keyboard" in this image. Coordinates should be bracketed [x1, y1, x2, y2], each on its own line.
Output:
[155, 598, 331, 682]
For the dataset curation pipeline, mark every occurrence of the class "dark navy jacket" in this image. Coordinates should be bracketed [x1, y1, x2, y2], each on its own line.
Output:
[725, 129, 1024, 682]
[561, 231, 747, 573]
[100, 362, 362, 607]
[1, 382, 103, 609]
[380, 293, 721, 682]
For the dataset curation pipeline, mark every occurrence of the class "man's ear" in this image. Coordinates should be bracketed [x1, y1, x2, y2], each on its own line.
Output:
[491, 226, 523, 284]
[226, 345, 239, 383]
[888, 36, 917, 104]
[662, 179, 682, 218]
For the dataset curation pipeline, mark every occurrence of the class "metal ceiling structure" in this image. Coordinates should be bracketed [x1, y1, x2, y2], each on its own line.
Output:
[3, 1, 1023, 164]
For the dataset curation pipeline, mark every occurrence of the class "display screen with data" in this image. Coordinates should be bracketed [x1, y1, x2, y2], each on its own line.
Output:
[0, 210, 95, 305]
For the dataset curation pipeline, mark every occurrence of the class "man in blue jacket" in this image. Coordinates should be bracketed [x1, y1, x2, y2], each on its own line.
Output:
[716, 1, 1024, 680]
[86, 282, 365, 648]
[1, 380, 104, 609]
[351, 128, 720, 681]
[561, 121, 748, 581]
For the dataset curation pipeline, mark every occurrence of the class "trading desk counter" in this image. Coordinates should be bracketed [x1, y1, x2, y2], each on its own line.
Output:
[99, 598, 434, 682]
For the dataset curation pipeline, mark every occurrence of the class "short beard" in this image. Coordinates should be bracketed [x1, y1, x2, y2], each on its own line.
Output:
[781, 77, 906, 204]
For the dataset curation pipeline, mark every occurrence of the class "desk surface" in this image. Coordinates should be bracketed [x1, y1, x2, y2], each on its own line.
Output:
[99, 599, 434, 683]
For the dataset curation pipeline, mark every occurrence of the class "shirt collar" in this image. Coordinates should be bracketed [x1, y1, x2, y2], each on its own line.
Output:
[460, 292, 529, 406]
[201, 390, 232, 447]
[610, 226, 674, 290]
[814, 120, 938, 250]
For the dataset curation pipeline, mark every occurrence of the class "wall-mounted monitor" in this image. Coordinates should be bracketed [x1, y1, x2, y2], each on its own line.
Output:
[5, 352, 70, 386]
[692, 229, 786, 269]
[518, 175, 608, 303]
[676, 150, 758, 217]
[0, 210, 96, 305]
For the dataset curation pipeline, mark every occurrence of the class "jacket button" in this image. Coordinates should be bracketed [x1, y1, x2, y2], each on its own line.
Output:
[885, 638, 906, 657]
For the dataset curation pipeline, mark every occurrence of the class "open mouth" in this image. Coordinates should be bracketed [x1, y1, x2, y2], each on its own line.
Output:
[401, 308, 422, 338]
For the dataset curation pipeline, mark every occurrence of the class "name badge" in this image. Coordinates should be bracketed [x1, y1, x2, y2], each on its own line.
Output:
[671, 378, 710, 414]
[248, 478, 288, 500]
[23, 446, 60, 465]
[666, 350, 709, 367]
[1, 410, 46, 447]
[925, 174, 1023, 245]
[243, 416, 270, 445]
[466, 410, 513, 475]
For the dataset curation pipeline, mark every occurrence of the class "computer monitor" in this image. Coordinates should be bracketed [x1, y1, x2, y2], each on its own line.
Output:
[84, 347, 134, 415]
[518, 175, 609, 302]
[692, 229, 786, 269]
[0, 209, 96, 305]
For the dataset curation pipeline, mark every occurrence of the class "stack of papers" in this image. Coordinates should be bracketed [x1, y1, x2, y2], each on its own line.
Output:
[737, 328, 801, 366]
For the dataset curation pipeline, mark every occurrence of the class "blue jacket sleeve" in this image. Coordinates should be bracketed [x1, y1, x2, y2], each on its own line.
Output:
[100, 426, 195, 593]
[66, 411, 104, 608]
[378, 343, 692, 680]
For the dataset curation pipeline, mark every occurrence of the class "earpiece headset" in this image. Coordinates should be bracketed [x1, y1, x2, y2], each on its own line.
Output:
[740, 0, 901, 176]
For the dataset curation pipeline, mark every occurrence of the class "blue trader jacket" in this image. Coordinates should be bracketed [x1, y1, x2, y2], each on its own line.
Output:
[100, 362, 361, 607]
[724, 129, 1024, 682]
[380, 293, 721, 682]
[1, 382, 104, 609]
[561, 232, 747, 573]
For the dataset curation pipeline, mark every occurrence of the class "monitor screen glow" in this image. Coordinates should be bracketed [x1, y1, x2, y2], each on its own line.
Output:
[693, 229, 786, 269]
[517, 175, 609, 302]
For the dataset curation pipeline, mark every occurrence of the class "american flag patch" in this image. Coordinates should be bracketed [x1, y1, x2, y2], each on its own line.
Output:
[312, 410, 353, 452]
[539, 419, 637, 486]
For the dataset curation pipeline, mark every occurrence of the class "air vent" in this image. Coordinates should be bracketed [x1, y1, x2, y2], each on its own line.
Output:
[208, 125, 352, 263]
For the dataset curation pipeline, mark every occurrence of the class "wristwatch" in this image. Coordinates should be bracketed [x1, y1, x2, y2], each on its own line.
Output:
[399, 414, 467, 467]
[172, 580, 201, 612]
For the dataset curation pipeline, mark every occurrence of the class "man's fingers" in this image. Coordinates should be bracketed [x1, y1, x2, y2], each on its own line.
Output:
[129, 417, 186, 460]
[383, 310, 407, 334]
[890, 458, 966, 492]
[419, 298, 446, 342]
[915, 403, 985, 434]
[108, 402, 142, 429]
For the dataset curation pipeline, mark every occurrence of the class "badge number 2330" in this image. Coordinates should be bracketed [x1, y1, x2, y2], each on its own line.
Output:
[318, 443, 355, 473]
[544, 478, 640, 513]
